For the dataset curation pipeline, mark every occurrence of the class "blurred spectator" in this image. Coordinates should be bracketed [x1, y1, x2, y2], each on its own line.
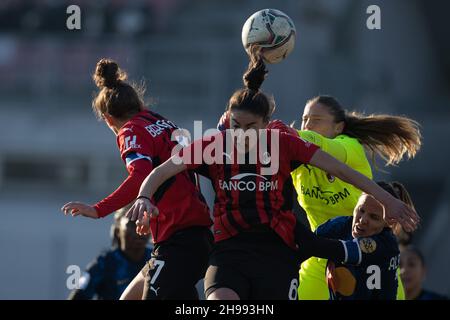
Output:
[400, 245, 448, 300]
[0, 0, 185, 36]
[68, 205, 152, 300]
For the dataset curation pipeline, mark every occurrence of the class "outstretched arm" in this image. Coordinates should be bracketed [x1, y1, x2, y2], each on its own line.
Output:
[61, 159, 152, 219]
[309, 150, 419, 231]
[125, 156, 187, 233]
[298, 130, 347, 163]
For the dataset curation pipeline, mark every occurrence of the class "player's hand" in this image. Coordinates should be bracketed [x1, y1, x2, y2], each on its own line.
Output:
[126, 197, 159, 223]
[267, 119, 299, 136]
[382, 197, 420, 232]
[136, 212, 151, 236]
[217, 110, 230, 131]
[61, 202, 98, 219]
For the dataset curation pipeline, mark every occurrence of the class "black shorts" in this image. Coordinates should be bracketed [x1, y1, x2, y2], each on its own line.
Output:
[140, 226, 213, 300]
[204, 229, 300, 300]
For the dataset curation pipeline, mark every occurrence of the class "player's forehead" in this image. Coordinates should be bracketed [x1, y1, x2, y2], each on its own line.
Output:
[400, 249, 421, 263]
[357, 194, 383, 213]
[230, 110, 261, 124]
[302, 102, 333, 118]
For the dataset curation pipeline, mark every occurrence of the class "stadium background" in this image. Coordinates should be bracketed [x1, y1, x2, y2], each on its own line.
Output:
[0, 0, 449, 299]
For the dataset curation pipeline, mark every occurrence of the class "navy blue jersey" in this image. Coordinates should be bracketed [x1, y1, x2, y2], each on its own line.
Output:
[416, 290, 448, 300]
[70, 247, 152, 300]
[316, 216, 400, 300]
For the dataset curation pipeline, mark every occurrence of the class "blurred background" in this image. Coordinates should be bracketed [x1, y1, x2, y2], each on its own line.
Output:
[0, 0, 448, 299]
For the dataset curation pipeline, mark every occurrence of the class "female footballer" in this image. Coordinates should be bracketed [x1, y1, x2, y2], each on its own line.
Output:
[62, 58, 213, 300]
[320, 181, 412, 299]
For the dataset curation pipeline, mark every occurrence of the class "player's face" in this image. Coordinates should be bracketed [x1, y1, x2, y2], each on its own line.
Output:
[119, 218, 150, 253]
[399, 250, 426, 292]
[301, 102, 343, 138]
[230, 110, 268, 150]
[352, 194, 387, 238]
[230, 110, 267, 131]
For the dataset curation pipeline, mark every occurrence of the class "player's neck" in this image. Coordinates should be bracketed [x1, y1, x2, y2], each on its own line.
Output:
[110, 119, 128, 135]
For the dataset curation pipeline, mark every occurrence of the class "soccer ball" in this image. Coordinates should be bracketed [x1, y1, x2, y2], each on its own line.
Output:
[241, 9, 296, 64]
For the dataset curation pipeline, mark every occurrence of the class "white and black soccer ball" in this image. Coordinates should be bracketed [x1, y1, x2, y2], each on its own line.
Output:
[241, 9, 296, 64]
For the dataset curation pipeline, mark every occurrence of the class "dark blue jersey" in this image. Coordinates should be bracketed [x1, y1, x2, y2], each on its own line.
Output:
[70, 247, 152, 300]
[316, 216, 400, 300]
[416, 289, 448, 300]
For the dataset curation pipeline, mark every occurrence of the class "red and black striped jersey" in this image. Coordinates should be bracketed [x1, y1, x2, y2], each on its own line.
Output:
[180, 129, 319, 249]
[115, 110, 212, 243]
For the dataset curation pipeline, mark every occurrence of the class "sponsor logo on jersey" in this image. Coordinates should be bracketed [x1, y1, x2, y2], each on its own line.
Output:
[300, 185, 351, 205]
[261, 151, 271, 165]
[122, 126, 134, 133]
[124, 135, 141, 150]
[219, 173, 278, 192]
[359, 237, 377, 254]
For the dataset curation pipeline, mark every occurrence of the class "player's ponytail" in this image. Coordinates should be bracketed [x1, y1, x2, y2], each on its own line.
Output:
[243, 45, 267, 92]
[93, 58, 128, 89]
[227, 46, 274, 122]
[92, 58, 144, 121]
[305, 95, 422, 166]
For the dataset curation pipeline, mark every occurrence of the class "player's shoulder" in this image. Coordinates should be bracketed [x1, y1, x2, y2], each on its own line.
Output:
[276, 130, 315, 148]
[118, 123, 145, 142]
[329, 215, 352, 225]
[324, 216, 352, 229]
[335, 134, 360, 144]
[378, 228, 398, 247]
[118, 111, 152, 135]
[335, 134, 365, 153]
[100, 247, 120, 260]
[316, 216, 352, 238]
[86, 247, 116, 270]
[358, 228, 398, 255]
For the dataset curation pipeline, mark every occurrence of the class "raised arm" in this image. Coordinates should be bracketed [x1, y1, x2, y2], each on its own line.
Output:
[309, 150, 419, 231]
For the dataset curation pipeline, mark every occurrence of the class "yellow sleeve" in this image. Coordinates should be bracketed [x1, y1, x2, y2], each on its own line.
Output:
[397, 268, 406, 300]
[298, 130, 347, 163]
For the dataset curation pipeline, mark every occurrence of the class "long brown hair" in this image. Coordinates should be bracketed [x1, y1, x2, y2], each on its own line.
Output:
[92, 58, 145, 121]
[305, 95, 422, 166]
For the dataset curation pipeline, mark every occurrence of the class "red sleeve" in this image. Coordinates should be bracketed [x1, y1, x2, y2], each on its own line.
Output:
[94, 159, 152, 218]
[281, 132, 320, 164]
[267, 119, 299, 136]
